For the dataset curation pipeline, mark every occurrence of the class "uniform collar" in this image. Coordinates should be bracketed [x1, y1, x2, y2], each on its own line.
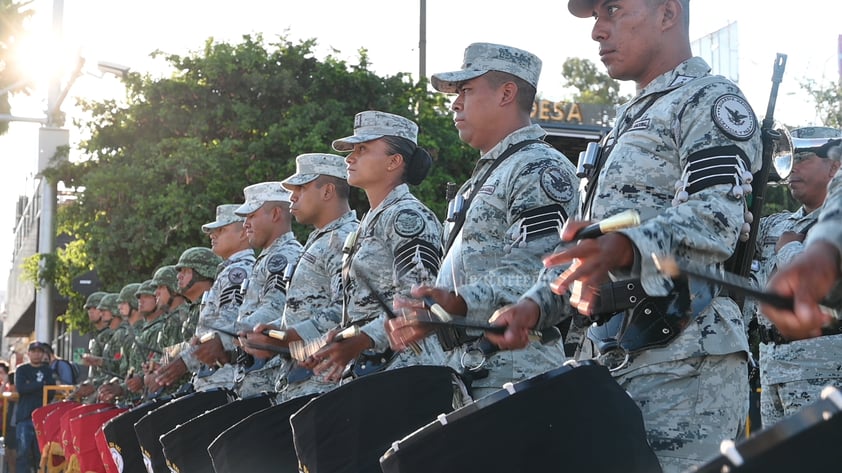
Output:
[479, 124, 547, 162]
[637, 57, 710, 98]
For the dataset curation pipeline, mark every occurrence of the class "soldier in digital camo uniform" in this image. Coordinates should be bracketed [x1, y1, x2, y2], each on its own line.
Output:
[153, 247, 223, 390]
[487, 1, 762, 470]
[187, 204, 255, 391]
[143, 265, 188, 395]
[97, 282, 143, 403]
[386, 43, 577, 398]
[243, 153, 358, 400]
[231, 182, 303, 396]
[122, 278, 168, 400]
[763, 141, 842, 339]
[753, 132, 842, 426]
[303, 111, 446, 383]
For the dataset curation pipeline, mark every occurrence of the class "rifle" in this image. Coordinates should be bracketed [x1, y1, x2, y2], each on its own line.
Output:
[724, 53, 788, 308]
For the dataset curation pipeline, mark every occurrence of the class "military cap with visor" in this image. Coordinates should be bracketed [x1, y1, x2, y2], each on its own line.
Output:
[430, 42, 542, 94]
[234, 182, 291, 216]
[331, 111, 419, 152]
[281, 153, 348, 189]
[202, 204, 246, 234]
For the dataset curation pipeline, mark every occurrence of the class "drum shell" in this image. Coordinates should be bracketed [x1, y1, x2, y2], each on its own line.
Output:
[380, 362, 661, 473]
[291, 365, 465, 473]
[208, 393, 319, 473]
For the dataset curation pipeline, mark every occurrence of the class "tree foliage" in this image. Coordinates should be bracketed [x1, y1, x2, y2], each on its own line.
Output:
[801, 78, 842, 128]
[561, 57, 630, 105]
[40, 34, 475, 329]
[0, 0, 35, 134]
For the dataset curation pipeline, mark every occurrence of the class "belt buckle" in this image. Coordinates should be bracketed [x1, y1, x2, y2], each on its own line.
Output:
[460, 345, 487, 372]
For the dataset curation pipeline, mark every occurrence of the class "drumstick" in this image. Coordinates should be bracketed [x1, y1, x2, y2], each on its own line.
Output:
[201, 324, 287, 341]
[572, 209, 643, 240]
[415, 317, 561, 344]
[652, 254, 838, 321]
[652, 254, 793, 309]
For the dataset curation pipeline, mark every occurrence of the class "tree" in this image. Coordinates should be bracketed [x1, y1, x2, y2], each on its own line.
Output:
[561, 57, 630, 105]
[801, 78, 842, 128]
[0, 0, 35, 135]
[36, 34, 475, 329]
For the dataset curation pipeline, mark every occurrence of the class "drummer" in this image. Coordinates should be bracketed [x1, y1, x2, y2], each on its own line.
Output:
[386, 43, 577, 397]
[302, 111, 448, 381]
[241, 152, 359, 400]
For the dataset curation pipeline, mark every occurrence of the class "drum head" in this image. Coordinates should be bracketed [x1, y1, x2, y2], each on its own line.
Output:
[380, 362, 661, 473]
[102, 399, 169, 473]
[134, 389, 233, 473]
[692, 396, 842, 473]
[208, 393, 319, 473]
[160, 393, 275, 473]
[291, 365, 461, 473]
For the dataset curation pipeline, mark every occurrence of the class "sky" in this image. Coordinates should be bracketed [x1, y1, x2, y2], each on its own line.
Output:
[0, 0, 840, 290]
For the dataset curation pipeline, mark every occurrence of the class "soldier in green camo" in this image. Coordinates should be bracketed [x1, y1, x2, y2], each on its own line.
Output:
[74, 291, 109, 400]
[81, 293, 120, 383]
[101, 293, 132, 379]
[143, 266, 188, 396]
[98, 282, 142, 403]
[154, 247, 222, 390]
[752, 132, 842, 427]
[114, 279, 168, 401]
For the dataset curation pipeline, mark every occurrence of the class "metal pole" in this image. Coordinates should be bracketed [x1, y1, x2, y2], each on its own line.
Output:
[419, 0, 426, 82]
[34, 0, 65, 343]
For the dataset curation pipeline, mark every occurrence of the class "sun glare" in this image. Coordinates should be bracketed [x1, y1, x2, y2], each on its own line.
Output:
[12, 17, 79, 91]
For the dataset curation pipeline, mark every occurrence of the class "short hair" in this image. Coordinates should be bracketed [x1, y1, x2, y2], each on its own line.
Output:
[314, 175, 350, 200]
[483, 71, 537, 113]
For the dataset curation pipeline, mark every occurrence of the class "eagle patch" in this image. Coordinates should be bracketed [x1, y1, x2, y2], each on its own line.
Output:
[266, 254, 288, 274]
[228, 267, 247, 285]
[394, 209, 425, 238]
[711, 94, 756, 141]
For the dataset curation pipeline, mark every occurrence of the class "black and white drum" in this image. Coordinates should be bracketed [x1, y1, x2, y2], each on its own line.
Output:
[380, 360, 661, 473]
[134, 389, 234, 473]
[160, 392, 275, 473]
[290, 365, 468, 473]
[691, 386, 842, 473]
[102, 399, 169, 473]
[208, 393, 319, 473]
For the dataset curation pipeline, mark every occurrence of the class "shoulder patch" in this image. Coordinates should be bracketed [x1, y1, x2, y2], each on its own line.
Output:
[228, 267, 247, 285]
[267, 254, 288, 274]
[394, 209, 425, 238]
[711, 94, 757, 141]
[540, 167, 574, 203]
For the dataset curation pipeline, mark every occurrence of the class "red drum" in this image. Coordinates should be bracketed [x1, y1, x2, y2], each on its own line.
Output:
[290, 365, 467, 473]
[380, 360, 661, 473]
[133, 389, 234, 473]
[32, 401, 79, 455]
[70, 406, 127, 473]
[208, 393, 319, 473]
[692, 386, 842, 473]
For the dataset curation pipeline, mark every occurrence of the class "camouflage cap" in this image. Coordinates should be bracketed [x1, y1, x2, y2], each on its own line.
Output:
[202, 204, 246, 234]
[332, 111, 419, 152]
[281, 153, 348, 189]
[176, 247, 223, 280]
[567, 0, 689, 17]
[234, 182, 291, 216]
[84, 291, 108, 309]
[151, 265, 180, 295]
[119, 283, 142, 309]
[430, 42, 542, 94]
[97, 293, 120, 314]
[135, 279, 157, 297]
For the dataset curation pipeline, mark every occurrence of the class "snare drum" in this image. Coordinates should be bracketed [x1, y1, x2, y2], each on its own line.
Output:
[208, 393, 319, 473]
[692, 386, 842, 473]
[380, 360, 661, 473]
[134, 389, 234, 473]
[290, 365, 468, 473]
[160, 392, 275, 473]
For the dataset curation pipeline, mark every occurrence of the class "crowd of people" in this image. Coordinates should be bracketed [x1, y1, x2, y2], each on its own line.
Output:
[9, 1, 842, 472]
